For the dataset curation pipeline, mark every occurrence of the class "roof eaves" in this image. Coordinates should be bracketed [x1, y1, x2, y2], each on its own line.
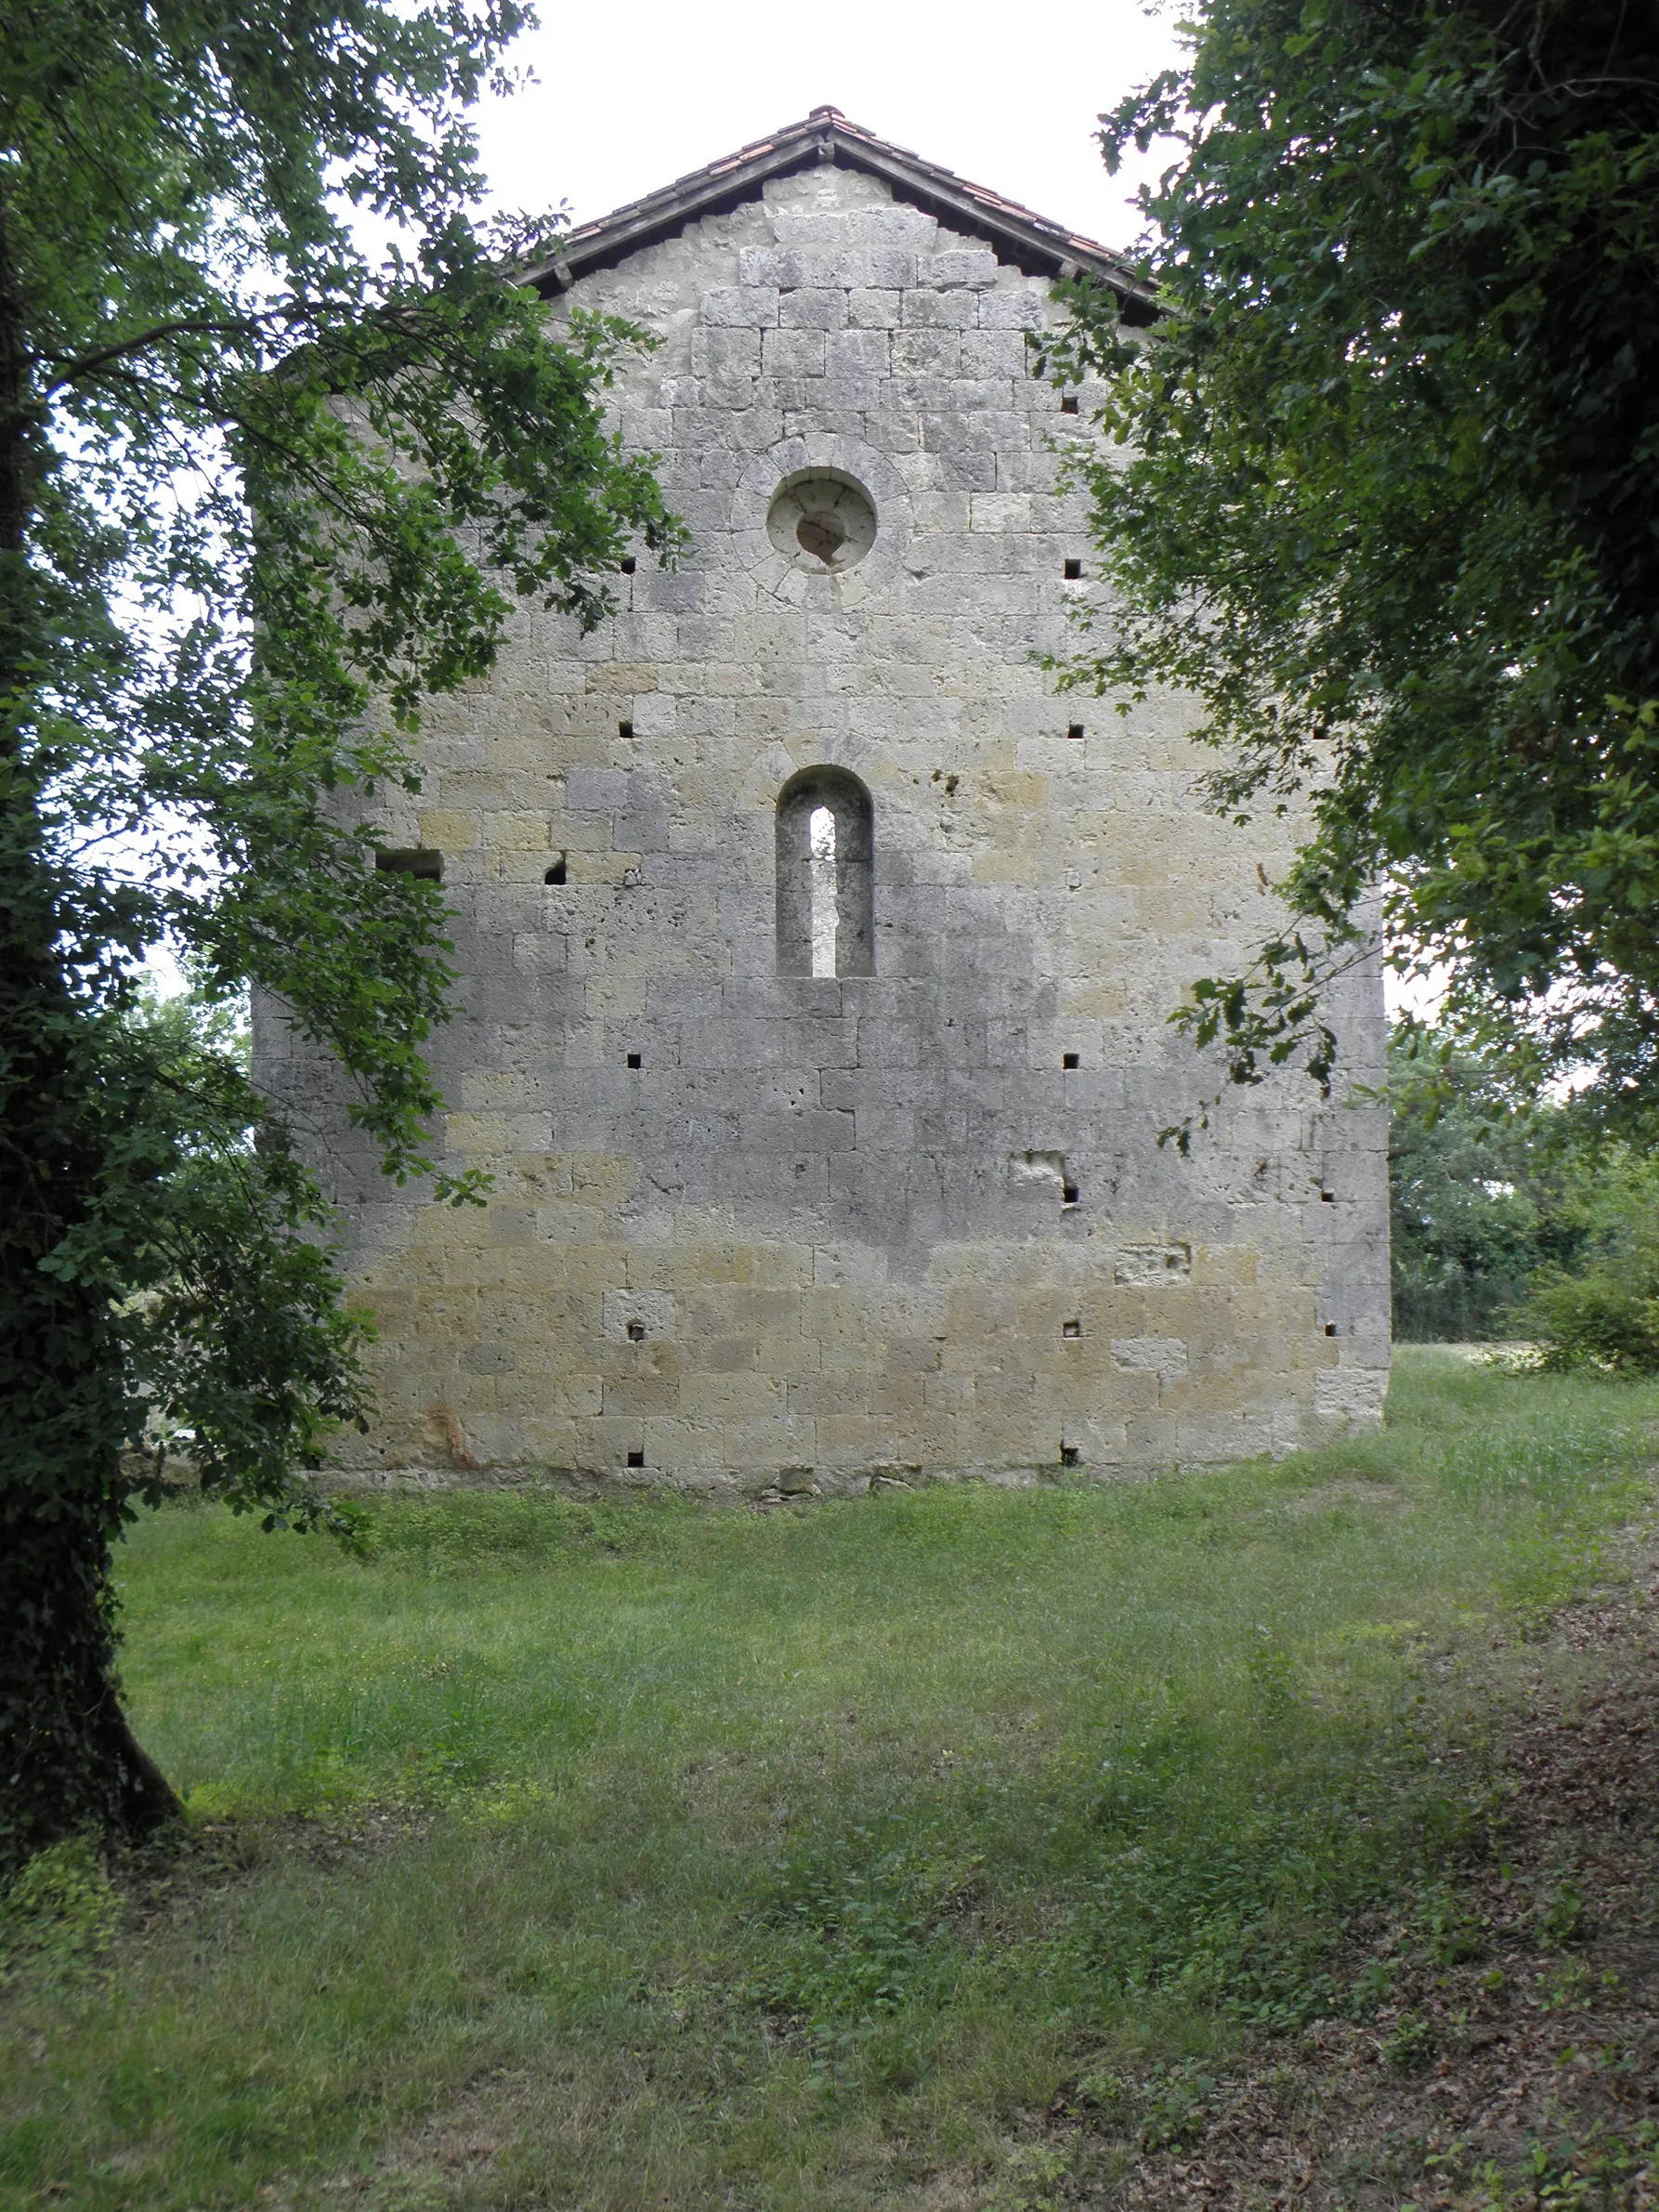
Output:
[833, 135, 1153, 309]
[520, 126, 826, 294]
[517, 111, 1156, 320]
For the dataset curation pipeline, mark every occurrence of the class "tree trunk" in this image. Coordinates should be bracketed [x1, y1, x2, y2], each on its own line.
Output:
[0, 865, 188, 1858]
[0, 199, 183, 1855]
[0, 1455, 188, 1859]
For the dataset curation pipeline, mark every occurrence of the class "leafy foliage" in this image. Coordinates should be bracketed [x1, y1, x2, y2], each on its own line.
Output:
[1048, 0, 1659, 1118]
[0, 0, 678, 1858]
[1386, 1027, 1659, 1359]
[0, 1837, 121, 1986]
[1388, 1031, 1582, 1339]
[763, 1824, 981, 2043]
[1522, 1185, 1659, 1373]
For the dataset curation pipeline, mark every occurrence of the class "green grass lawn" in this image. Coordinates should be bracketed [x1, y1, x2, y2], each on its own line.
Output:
[3, 1351, 1656, 2211]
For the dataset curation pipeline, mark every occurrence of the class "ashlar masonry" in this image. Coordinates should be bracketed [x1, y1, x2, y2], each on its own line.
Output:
[255, 108, 1391, 1491]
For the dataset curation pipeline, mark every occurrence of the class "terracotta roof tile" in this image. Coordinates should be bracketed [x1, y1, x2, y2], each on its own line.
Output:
[519, 108, 1155, 317]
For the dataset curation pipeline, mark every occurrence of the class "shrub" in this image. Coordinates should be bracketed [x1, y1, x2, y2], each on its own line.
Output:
[1525, 1264, 1659, 1375]
[0, 1839, 121, 1984]
[1523, 1199, 1659, 1375]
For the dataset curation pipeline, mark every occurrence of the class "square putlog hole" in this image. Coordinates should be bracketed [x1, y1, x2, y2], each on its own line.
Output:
[1064, 558, 1083, 581]
[1060, 394, 1080, 413]
[626, 1320, 647, 1343]
[1063, 1052, 1080, 1069]
[1066, 722, 1085, 740]
[545, 855, 568, 885]
[620, 556, 636, 575]
[626, 1052, 642, 1069]
[1063, 1319, 1082, 1340]
[1060, 1445, 1081, 1467]
[619, 719, 634, 739]
[1062, 1183, 1080, 1207]
[626, 1448, 646, 1468]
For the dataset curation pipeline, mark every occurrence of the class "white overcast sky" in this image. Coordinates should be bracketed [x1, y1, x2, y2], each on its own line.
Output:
[472, 0, 1187, 254]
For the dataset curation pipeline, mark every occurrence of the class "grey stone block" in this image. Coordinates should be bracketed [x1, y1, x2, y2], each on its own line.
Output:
[563, 767, 629, 812]
[778, 287, 849, 331]
[901, 287, 982, 329]
[761, 327, 829, 375]
[925, 249, 999, 288]
[699, 285, 778, 327]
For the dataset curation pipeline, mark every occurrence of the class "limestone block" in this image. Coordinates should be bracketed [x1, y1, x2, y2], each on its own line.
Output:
[959, 329, 1031, 379]
[1314, 1367, 1389, 1427]
[601, 1372, 684, 1415]
[601, 1288, 675, 1343]
[761, 327, 828, 376]
[484, 811, 553, 851]
[893, 330, 962, 378]
[419, 808, 479, 849]
[700, 1335, 760, 1372]
[778, 288, 848, 331]
[902, 287, 981, 330]
[1175, 1410, 1275, 1464]
[682, 1370, 789, 1419]
[690, 328, 762, 380]
[825, 328, 893, 377]
[565, 767, 629, 812]
[869, 1373, 928, 1419]
[701, 286, 777, 327]
[1114, 1243, 1194, 1286]
[769, 203, 934, 252]
[847, 289, 905, 329]
[978, 289, 1049, 331]
[925, 250, 999, 289]
[738, 248, 805, 286]
[1110, 1337, 1189, 1378]
[1192, 1244, 1261, 1288]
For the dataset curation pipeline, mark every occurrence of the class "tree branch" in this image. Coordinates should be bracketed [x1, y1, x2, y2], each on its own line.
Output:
[41, 312, 290, 396]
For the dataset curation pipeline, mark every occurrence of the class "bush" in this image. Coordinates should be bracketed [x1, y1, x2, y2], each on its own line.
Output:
[1526, 1259, 1659, 1375]
[1389, 1035, 1582, 1342]
[1519, 1154, 1659, 1374]
[1390, 1026, 1659, 1361]
[0, 1839, 121, 1984]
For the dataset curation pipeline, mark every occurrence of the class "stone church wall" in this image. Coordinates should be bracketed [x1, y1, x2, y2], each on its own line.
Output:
[255, 160, 1391, 1491]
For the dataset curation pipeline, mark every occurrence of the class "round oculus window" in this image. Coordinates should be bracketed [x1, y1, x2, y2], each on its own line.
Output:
[766, 471, 877, 573]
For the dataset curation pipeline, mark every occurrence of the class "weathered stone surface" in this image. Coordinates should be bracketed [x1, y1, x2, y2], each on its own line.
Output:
[255, 153, 1391, 1492]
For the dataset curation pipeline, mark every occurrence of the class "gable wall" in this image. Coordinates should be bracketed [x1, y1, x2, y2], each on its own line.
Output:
[256, 162, 1391, 1489]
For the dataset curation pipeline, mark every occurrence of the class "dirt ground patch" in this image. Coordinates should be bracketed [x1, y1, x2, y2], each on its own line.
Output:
[1012, 1578, 1659, 2209]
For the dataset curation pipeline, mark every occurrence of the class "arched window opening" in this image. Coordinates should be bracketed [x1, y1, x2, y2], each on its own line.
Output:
[808, 805, 837, 975]
[777, 768, 874, 977]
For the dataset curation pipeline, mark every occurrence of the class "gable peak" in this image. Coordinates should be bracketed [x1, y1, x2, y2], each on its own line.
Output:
[522, 109, 1155, 319]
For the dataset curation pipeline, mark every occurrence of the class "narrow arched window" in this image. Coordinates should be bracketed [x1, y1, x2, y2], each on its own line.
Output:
[777, 768, 874, 977]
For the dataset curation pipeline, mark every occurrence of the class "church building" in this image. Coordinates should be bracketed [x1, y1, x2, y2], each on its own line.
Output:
[256, 108, 1391, 1491]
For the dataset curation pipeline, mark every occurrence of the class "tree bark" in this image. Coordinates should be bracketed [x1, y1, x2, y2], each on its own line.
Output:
[0, 190, 183, 1866]
[96, 1692, 188, 1843]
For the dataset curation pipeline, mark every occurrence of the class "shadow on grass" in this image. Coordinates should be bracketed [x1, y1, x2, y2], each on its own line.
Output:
[2, 1351, 1655, 2210]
